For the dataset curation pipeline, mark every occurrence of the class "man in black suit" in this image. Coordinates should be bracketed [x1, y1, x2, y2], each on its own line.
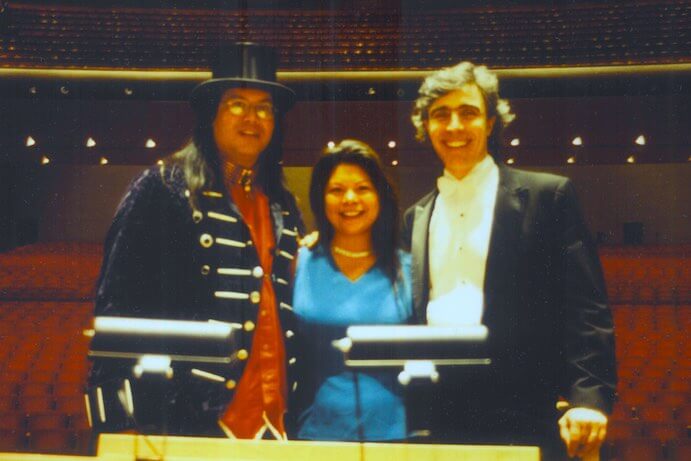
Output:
[401, 62, 616, 459]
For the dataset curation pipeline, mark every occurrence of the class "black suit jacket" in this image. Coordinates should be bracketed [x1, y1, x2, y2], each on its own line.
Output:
[401, 165, 616, 431]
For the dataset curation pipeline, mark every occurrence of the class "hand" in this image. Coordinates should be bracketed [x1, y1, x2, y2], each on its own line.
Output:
[298, 231, 319, 248]
[558, 407, 607, 459]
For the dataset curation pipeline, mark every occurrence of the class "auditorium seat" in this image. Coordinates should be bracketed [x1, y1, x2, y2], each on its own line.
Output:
[630, 377, 667, 394]
[656, 391, 687, 408]
[17, 382, 52, 399]
[55, 396, 86, 416]
[0, 398, 16, 412]
[617, 388, 653, 406]
[0, 429, 25, 452]
[26, 429, 74, 453]
[613, 439, 665, 461]
[0, 413, 25, 431]
[18, 396, 54, 413]
[671, 439, 691, 461]
[666, 377, 690, 394]
[646, 422, 685, 442]
[0, 382, 17, 400]
[638, 404, 675, 424]
[26, 412, 68, 431]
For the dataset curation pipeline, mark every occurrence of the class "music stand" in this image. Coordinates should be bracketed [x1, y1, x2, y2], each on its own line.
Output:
[334, 325, 490, 440]
[86, 316, 241, 434]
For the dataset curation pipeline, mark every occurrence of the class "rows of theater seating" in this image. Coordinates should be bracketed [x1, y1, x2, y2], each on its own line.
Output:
[0, 301, 92, 454]
[1, 1, 687, 70]
[0, 242, 689, 458]
[608, 305, 690, 460]
[601, 245, 690, 460]
[0, 243, 100, 454]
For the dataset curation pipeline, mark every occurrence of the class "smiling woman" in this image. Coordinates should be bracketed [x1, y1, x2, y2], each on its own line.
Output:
[324, 163, 380, 280]
[292, 140, 413, 441]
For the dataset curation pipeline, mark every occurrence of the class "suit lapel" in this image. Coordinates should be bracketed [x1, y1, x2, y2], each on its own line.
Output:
[483, 167, 527, 326]
[411, 190, 437, 323]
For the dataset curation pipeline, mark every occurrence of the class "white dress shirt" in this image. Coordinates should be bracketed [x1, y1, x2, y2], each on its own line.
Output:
[427, 155, 499, 325]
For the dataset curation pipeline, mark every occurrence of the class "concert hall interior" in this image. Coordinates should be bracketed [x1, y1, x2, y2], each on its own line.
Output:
[0, 0, 689, 459]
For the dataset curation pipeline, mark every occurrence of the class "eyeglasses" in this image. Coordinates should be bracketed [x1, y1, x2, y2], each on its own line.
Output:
[223, 99, 276, 120]
[428, 106, 483, 124]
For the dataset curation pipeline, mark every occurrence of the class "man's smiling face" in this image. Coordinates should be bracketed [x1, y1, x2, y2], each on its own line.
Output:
[213, 87, 275, 168]
[425, 83, 495, 179]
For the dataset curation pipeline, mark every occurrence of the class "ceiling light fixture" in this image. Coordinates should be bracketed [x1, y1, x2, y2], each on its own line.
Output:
[567, 156, 576, 164]
[510, 138, 520, 147]
[86, 137, 96, 147]
[327, 141, 335, 149]
[391, 160, 399, 166]
[572, 136, 583, 146]
[145, 139, 156, 148]
[100, 157, 109, 165]
[626, 155, 636, 164]
[40, 156, 50, 165]
[506, 158, 515, 165]
[387, 140, 396, 149]
[26, 136, 36, 147]
[635, 135, 646, 146]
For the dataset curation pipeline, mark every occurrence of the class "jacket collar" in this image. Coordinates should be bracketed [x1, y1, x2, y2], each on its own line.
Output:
[410, 165, 527, 324]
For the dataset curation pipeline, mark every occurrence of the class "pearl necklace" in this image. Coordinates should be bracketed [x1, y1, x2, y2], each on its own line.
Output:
[332, 246, 372, 258]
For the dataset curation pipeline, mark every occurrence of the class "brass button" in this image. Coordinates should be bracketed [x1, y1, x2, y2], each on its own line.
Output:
[225, 379, 236, 390]
[244, 321, 255, 332]
[252, 266, 264, 279]
[246, 240, 253, 246]
[201, 265, 210, 275]
[192, 210, 203, 223]
[237, 349, 248, 360]
[285, 330, 294, 338]
[288, 357, 296, 365]
[250, 291, 261, 304]
[199, 234, 213, 248]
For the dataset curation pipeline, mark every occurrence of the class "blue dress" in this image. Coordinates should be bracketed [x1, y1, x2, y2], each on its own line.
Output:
[292, 246, 413, 441]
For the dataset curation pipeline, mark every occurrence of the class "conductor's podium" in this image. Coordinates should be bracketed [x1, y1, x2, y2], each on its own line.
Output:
[0, 434, 539, 461]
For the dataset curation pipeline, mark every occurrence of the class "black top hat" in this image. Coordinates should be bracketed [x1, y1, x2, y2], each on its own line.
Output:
[190, 42, 296, 112]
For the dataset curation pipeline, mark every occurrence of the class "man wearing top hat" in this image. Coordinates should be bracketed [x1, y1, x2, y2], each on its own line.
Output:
[88, 42, 304, 439]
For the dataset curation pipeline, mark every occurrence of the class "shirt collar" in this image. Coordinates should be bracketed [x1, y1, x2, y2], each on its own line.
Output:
[438, 155, 496, 197]
[222, 161, 256, 193]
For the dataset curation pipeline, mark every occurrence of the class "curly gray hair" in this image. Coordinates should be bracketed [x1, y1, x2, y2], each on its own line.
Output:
[411, 62, 515, 156]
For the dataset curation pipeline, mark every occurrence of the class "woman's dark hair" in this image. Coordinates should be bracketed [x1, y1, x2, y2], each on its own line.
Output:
[163, 88, 292, 210]
[309, 139, 400, 283]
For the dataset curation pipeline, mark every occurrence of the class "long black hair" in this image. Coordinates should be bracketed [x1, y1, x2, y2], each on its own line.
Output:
[164, 87, 293, 210]
[309, 139, 400, 283]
